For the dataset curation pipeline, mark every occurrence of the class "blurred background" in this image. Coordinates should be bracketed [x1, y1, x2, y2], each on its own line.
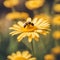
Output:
[0, 0, 60, 60]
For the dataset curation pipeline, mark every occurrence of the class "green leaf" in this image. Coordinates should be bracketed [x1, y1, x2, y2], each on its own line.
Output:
[7, 37, 18, 54]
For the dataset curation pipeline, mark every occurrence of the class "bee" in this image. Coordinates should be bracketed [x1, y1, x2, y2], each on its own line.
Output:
[24, 22, 34, 28]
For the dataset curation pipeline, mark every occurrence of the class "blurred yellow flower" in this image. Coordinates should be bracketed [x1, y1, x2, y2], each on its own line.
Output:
[34, 13, 51, 21]
[7, 51, 36, 60]
[52, 31, 60, 40]
[25, 0, 45, 10]
[9, 17, 50, 42]
[6, 12, 20, 20]
[3, 0, 19, 8]
[19, 12, 29, 19]
[44, 54, 55, 60]
[53, 4, 60, 12]
[52, 15, 60, 25]
[51, 46, 60, 54]
[6, 12, 29, 20]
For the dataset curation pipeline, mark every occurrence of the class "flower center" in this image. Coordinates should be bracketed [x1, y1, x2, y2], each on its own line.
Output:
[22, 22, 37, 32]
[15, 57, 27, 60]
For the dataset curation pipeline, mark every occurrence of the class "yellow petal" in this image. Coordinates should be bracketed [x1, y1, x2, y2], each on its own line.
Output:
[13, 24, 20, 28]
[35, 30, 43, 33]
[32, 18, 38, 24]
[35, 18, 43, 25]
[17, 33, 26, 42]
[28, 36, 32, 42]
[26, 18, 31, 22]
[16, 51, 21, 56]
[7, 56, 13, 60]
[28, 33, 33, 42]
[29, 58, 36, 60]
[22, 51, 29, 57]
[39, 20, 49, 26]
[33, 32, 39, 41]
[11, 53, 16, 57]
[26, 54, 32, 59]
[17, 21, 23, 27]
[9, 27, 20, 31]
[33, 32, 39, 38]
[9, 31, 21, 36]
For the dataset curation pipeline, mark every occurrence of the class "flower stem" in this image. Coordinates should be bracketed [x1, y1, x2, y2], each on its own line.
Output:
[55, 40, 59, 46]
[31, 40, 34, 55]
[31, 40, 36, 56]
[11, 7, 16, 12]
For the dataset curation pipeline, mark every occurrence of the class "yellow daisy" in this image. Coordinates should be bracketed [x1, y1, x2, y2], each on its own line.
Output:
[9, 17, 50, 42]
[44, 54, 55, 60]
[25, 0, 45, 10]
[52, 31, 60, 40]
[53, 4, 60, 12]
[52, 15, 60, 25]
[51, 46, 60, 55]
[3, 0, 19, 8]
[7, 51, 36, 60]
[6, 12, 29, 20]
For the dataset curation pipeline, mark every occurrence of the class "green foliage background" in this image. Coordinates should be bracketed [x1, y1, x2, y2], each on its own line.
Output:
[0, 0, 60, 60]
